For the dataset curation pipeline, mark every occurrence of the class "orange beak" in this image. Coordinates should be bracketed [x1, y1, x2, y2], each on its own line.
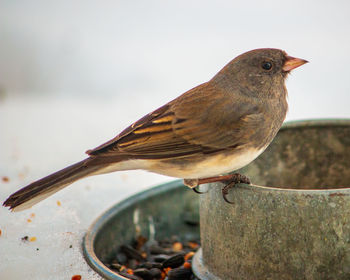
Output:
[283, 55, 308, 72]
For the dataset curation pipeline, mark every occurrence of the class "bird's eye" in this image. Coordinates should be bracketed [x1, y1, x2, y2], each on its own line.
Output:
[261, 61, 272, 71]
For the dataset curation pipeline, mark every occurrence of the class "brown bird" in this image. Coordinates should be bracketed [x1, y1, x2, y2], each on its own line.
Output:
[3, 48, 307, 211]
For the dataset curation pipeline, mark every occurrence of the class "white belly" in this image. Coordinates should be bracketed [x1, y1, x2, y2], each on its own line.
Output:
[98, 147, 266, 179]
[148, 147, 266, 179]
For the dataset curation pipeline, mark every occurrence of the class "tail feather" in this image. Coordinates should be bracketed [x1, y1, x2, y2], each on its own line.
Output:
[3, 158, 103, 211]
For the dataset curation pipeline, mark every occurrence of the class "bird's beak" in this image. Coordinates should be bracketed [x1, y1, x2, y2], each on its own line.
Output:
[283, 56, 308, 72]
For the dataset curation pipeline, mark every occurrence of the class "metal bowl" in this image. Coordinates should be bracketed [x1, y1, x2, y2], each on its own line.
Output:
[194, 119, 350, 280]
[83, 180, 199, 280]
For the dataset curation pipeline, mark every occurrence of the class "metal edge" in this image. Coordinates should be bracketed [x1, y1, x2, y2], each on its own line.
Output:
[229, 183, 350, 194]
[192, 248, 221, 280]
[281, 118, 350, 130]
[82, 180, 184, 279]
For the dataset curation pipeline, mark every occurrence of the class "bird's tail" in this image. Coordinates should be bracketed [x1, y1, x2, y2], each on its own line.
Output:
[3, 158, 103, 211]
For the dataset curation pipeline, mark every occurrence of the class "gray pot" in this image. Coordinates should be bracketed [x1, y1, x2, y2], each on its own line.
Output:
[193, 119, 350, 280]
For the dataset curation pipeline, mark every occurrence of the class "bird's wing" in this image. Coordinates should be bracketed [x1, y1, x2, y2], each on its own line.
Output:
[87, 82, 263, 159]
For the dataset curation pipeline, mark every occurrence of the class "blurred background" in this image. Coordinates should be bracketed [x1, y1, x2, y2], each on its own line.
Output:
[2, 0, 350, 181]
[1, 0, 350, 170]
[1, 1, 350, 108]
[0, 1, 350, 278]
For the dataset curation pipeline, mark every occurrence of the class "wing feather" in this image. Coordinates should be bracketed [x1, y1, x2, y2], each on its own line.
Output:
[87, 82, 263, 159]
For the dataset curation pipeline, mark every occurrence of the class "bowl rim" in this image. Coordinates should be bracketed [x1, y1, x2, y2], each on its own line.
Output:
[83, 180, 184, 280]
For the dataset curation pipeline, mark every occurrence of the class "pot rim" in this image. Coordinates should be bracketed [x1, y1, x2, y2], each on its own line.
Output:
[281, 118, 350, 130]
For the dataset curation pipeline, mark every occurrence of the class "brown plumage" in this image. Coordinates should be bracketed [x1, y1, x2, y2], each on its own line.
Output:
[3, 48, 307, 211]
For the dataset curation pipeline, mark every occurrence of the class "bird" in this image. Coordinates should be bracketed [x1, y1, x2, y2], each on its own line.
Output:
[3, 48, 307, 211]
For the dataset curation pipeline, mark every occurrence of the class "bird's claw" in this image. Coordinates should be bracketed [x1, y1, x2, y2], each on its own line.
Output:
[221, 173, 251, 204]
[222, 183, 236, 204]
[192, 185, 208, 194]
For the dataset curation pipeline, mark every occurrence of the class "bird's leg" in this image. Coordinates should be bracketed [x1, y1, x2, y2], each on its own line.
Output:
[183, 173, 251, 198]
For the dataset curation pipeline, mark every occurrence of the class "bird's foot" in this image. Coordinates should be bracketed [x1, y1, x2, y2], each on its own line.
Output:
[183, 179, 208, 194]
[183, 173, 251, 198]
[221, 173, 251, 204]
